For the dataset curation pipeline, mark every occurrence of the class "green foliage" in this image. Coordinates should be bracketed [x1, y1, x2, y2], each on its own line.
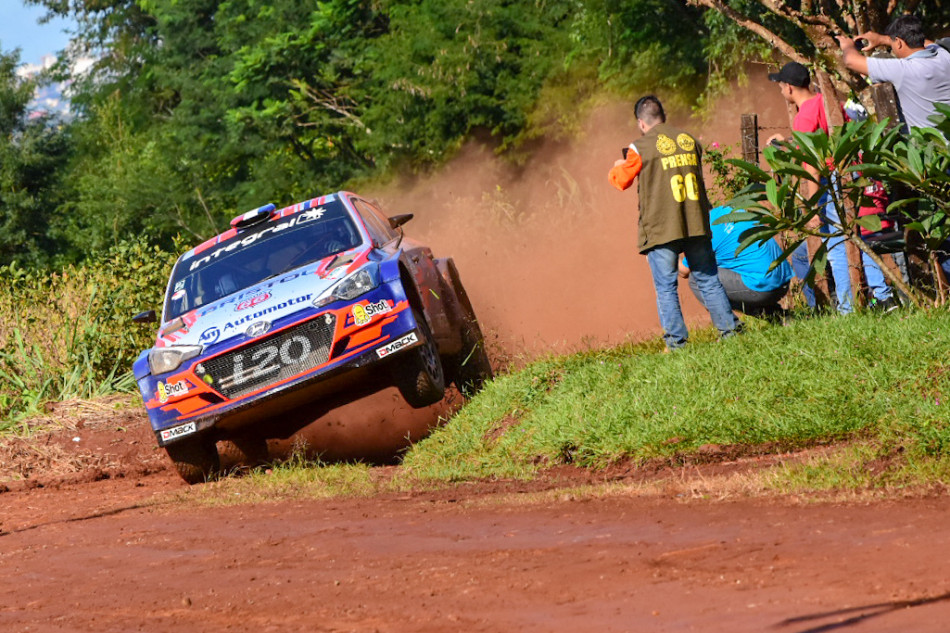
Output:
[15, 0, 711, 264]
[703, 142, 750, 205]
[402, 312, 950, 484]
[0, 239, 174, 424]
[875, 104, 950, 252]
[0, 48, 72, 267]
[722, 118, 921, 303]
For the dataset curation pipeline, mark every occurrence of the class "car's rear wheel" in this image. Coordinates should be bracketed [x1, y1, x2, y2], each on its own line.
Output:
[394, 307, 446, 408]
[443, 260, 493, 396]
[165, 435, 220, 485]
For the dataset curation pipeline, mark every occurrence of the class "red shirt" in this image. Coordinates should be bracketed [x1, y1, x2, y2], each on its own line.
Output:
[793, 94, 829, 134]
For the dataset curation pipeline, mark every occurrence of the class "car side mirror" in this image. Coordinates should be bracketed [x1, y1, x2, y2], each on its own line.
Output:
[388, 214, 413, 230]
[132, 310, 157, 324]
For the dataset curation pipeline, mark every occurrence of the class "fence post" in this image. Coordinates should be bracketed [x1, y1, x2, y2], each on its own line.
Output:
[740, 114, 758, 164]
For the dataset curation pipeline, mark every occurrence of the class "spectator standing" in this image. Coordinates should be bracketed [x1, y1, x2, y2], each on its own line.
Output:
[838, 14, 950, 132]
[679, 206, 792, 320]
[766, 62, 895, 313]
[608, 95, 739, 350]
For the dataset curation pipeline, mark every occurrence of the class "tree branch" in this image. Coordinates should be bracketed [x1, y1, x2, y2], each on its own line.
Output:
[688, 0, 808, 63]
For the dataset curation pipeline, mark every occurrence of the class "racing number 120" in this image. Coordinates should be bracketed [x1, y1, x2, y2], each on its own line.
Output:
[670, 173, 700, 202]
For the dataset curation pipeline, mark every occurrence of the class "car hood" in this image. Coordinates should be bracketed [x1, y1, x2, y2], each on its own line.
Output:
[155, 250, 369, 349]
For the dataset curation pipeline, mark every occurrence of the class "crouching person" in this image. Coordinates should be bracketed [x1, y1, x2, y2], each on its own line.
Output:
[679, 206, 792, 320]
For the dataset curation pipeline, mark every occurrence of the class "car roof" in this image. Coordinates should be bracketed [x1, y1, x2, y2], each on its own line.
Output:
[175, 191, 360, 265]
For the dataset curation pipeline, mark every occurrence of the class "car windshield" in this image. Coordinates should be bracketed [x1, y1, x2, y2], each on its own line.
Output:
[164, 200, 363, 320]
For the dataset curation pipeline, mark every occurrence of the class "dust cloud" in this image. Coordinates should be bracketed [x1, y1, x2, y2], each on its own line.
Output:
[371, 68, 791, 364]
[290, 71, 792, 459]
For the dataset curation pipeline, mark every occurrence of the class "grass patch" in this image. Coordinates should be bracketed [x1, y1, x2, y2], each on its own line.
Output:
[180, 449, 386, 506]
[399, 309, 950, 490]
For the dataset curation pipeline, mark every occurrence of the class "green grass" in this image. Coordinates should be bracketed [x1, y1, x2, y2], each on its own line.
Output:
[399, 309, 950, 487]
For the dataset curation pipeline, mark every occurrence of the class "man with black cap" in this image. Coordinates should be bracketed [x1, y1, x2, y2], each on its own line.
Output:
[765, 62, 895, 314]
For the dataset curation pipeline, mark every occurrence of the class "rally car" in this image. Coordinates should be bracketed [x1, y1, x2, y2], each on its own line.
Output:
[132, 191, 492, 484]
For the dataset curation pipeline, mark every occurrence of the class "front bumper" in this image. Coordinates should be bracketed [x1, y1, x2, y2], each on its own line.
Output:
[137, 283, 424, 447]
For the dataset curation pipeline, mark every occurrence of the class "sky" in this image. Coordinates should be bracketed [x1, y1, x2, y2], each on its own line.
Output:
[0, 1, 74, 67]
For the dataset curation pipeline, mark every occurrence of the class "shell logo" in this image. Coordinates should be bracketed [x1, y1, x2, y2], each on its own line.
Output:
[353, 304, 370, 326]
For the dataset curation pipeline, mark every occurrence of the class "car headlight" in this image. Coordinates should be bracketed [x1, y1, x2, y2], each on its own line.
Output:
[148, 345, 202, 375]
[312, 265, 380, 308]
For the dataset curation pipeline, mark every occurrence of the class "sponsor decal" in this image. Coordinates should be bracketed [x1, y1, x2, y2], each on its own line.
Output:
[246, 320, 271, 338]
[200, 326, 221, 345]
[188, 208, 326, 271]
[157, 380, 189, 403]
[219, 294, 313, 332]
[376, 332, 418, 358]
[236, 292, 271, 311]
[197, 269, 308, 316]
[160, 422, 197, 442]
[174, 280, 186, 291]
[352, 300, 392, 326]
[171, 289, 187, 301]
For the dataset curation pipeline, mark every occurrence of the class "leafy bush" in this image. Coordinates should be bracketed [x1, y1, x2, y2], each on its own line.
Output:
[0, 240, 174, 426]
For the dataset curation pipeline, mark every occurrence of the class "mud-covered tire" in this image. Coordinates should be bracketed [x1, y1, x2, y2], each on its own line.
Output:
[443, 261, 493, 396]
[394, 307, 446, 408]
[165, 435, 220, 485]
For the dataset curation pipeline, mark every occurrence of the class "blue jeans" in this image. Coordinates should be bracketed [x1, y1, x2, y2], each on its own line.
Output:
[646, 237, 739, 350]
[793, 191, 892, 313]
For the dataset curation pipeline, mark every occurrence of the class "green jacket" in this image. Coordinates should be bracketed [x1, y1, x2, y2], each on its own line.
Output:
[633, 123, 711, 253]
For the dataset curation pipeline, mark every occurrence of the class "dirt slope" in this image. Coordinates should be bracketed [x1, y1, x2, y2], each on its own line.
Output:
[2, 407, 950, 633]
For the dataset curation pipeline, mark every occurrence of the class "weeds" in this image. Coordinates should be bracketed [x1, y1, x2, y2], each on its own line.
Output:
[0, 240, 172, 426]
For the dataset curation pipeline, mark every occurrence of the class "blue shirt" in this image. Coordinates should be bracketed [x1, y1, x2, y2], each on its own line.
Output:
[685, 206, 793, 292]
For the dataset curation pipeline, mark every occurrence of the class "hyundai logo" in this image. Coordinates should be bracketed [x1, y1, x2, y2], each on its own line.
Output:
[246, 320, 271, 338]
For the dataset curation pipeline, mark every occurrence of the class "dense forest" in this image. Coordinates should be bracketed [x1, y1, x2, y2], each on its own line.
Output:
[1, 0, 945, 267]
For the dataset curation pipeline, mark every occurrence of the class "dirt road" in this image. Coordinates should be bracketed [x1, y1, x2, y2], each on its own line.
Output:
[2, 415, 949, 633]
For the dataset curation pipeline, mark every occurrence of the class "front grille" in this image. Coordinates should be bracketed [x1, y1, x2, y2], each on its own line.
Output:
[197, 314, 336, 400]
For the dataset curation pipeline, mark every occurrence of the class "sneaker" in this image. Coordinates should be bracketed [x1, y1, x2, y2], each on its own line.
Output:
[870, 296, 900, 313]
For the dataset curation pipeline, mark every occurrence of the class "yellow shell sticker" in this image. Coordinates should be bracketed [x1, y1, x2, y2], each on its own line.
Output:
[656, 134, 677, 156]
[353, 304, 370, 326]
[676, 134, 695, 152]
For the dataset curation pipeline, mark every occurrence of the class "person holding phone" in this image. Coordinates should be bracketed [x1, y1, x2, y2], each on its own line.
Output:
[609, 95, 740, 351]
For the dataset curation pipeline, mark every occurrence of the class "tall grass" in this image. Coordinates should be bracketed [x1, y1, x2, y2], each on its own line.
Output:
[0, 240, 173, 429]
[400, 310, 950, 482]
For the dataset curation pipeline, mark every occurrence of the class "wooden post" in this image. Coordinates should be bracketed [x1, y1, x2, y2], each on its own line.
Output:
[740, 114, 759, 164]
[815, 69, 865, 308]
[870, 82, 901, 131]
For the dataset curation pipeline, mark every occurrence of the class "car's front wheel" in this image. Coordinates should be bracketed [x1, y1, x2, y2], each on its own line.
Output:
[394, 307, 446, 408]
[165, 434, 220, 485]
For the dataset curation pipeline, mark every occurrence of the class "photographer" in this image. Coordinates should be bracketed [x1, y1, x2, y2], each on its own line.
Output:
[838, 14, 950, 132]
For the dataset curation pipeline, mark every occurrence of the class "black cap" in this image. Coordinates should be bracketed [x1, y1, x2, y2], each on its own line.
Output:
[768, 62, 810, 88]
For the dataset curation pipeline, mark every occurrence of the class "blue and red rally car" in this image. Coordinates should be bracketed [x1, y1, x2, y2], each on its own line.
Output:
[132, 192, 491, 483]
